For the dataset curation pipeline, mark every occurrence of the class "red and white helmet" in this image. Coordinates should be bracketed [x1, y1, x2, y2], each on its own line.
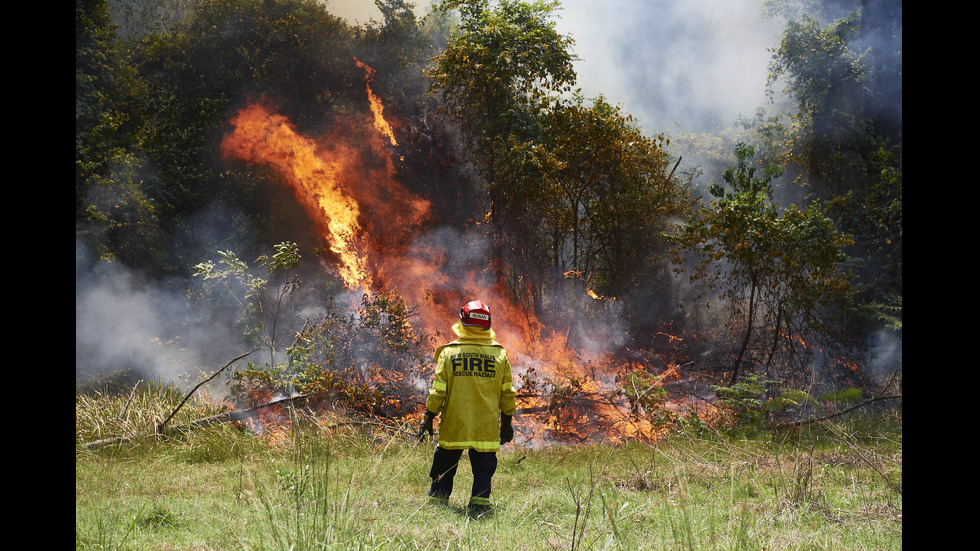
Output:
[459, 300, 492, 330]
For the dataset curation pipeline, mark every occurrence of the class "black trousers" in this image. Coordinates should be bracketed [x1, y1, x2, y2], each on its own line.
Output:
[428, 447, 497, 504]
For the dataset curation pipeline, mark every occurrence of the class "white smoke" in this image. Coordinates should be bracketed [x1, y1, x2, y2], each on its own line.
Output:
[75, 240, 241, 391]
[554, 0, 784, 134]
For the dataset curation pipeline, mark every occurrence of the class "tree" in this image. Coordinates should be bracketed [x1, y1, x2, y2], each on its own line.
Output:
[428, 2, 691, 325]
[428, 0, 576, 143]
[76, 0, 145, 209]
[426, 0, 578, 316]
[539, 95, 687, 302]
[193, 241, 304, 367]
[670, 143, 852, 385]
[428, 0, 576, 223]
[764, 0, 902, 339]
[826, 145, 902, 335]
[76, 0, 169, 273]
[767, 11, 869, 199]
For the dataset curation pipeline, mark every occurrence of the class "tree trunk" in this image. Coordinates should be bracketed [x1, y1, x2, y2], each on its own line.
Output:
[730, 283, 757, 385]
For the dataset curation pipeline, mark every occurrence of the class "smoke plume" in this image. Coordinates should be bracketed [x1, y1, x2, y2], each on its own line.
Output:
[553, 0, 784, 134]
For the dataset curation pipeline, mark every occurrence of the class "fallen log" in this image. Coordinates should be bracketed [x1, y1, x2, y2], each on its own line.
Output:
[83, 394, 308, 449]
[775, 394, 902, 429]
[164, 393, 310, 433]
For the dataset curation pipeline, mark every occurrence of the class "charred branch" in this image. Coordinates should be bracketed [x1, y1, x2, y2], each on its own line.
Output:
[83, 393, 311, 449]
[157, 347, 259, 433]
[166, 393, 310, 433]
[775, 394, 902, 429]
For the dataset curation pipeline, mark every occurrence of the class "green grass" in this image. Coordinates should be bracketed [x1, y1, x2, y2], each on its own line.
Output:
[76, 388, 902, 550]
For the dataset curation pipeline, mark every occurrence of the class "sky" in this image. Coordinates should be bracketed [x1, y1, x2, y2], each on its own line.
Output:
[323, 0, 786, 134]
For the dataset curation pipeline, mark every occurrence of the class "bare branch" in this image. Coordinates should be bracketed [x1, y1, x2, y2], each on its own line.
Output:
[157, 347, 260, 433]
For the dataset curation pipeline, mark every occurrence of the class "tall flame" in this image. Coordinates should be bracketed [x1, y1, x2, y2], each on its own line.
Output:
[220, 102, 371, 290]
[354, 57, 397, 147]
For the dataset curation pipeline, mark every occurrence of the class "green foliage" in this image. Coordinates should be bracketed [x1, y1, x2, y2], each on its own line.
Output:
[429, 0, 576, 138]
[78, 151, 169, 271]
[768, 12, 867, 147]
[192, 242, 423, 415]
[714, 374, 814, 426]
[303, 292, 431, 417]
[428, 0, 577, 206]
[228, 357, 385, 415]
[357, 0, 437, 104]
[428, 0, 578, 315]
[429, 2, 688, 319]
[538, 95, 689, 300]
[671, 143, 853, 383]
[714, 373, 868, 430]
[76, 0, 170, 273]
[761, 3, 902, 342]
[827, 146, 903, 318]
[136, 0, 356, 113]
[855, 294, 902, 332]
[193, 241, 303, 364]
[818, 387, 863, 404]
[713, 374, 771, 425]
[76, 0, 147, 192]
[227, 289, 430, 417]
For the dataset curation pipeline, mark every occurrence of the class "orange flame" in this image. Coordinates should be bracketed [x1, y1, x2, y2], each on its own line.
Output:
[354, 57, 397, 147]
[220, 102, 371, 290]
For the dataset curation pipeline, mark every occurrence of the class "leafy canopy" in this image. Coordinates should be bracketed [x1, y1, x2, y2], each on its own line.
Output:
[671, 143, 852, 383]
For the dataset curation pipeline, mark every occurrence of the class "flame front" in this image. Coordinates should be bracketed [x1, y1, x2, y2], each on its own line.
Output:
[219, 60, 691, 446]
[221, 102, 370, 290]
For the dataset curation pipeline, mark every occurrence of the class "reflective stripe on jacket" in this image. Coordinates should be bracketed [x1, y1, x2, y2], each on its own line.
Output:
[425, 321, 517, 452]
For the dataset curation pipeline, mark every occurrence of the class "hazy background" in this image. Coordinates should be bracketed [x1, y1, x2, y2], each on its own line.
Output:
[77, 0, 792, 388]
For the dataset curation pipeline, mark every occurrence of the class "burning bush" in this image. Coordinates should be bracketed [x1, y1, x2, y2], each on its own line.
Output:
[227, 291, 432, 419]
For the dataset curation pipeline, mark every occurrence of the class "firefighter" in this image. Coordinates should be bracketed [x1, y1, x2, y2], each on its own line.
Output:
[417, 300, 517, 516]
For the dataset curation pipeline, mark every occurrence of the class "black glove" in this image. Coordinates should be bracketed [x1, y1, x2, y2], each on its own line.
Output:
[500, 414, 514, 444]
[417, 411, 435, 442]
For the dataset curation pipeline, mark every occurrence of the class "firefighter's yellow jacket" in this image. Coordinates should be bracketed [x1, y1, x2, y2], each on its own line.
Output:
[425, 321, 517, 452]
